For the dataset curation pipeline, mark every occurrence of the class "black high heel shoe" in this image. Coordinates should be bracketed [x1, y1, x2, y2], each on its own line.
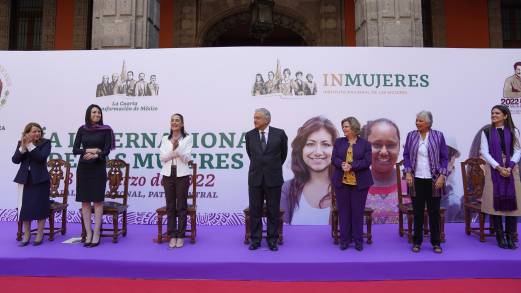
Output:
[18, 235, 31, 247]
[83, 234, 93, 247]
[87, 235, 100, 248]
[33, 233, 44, 246]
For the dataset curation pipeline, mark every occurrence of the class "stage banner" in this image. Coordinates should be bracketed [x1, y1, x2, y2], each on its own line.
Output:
[1, 47, 520, 225]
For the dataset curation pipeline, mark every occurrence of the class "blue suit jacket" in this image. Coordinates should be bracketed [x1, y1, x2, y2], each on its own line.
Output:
[12, 139, 51, 185]
[331, 137, 374, 190]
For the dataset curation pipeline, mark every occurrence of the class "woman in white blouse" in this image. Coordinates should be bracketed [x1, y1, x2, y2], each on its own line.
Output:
[159, 113, 193, 249]
[479, 105, 521, 249]
[402, 111, 449, 254]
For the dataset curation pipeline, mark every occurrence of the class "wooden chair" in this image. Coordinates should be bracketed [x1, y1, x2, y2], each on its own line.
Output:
[81, 159, 129, 243]
[331, 187, 374, 244]
[155, 162, 198, 244]
[396, 160, 446, 243]
[461, 157, 496, 242]
[243, 205, 284, 245]
[16, 159, 71, 241]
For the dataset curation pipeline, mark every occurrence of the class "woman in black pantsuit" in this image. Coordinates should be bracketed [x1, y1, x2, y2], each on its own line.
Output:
[12, 122, 51, 246]
[73, 104, 115, 248]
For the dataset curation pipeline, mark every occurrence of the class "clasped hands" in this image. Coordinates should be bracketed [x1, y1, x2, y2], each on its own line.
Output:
[341, 162, 352, 172]
[167, 139, 180, 159]
[83, 148, 101, 160]
[496, 166, 512, 178]
[405, 172, 445, 189]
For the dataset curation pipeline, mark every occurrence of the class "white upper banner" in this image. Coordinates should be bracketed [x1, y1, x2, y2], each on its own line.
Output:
[1, 47, 520, 225]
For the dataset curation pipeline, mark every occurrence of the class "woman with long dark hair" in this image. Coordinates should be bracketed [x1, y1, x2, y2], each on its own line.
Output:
[159, 113, 193, 249]
[480, 105, 521, 249]
[73, 104, 115, 248]
[281, 116, 338, 224]
[12, 122, 51, 246]
[252, 74, 266, 96]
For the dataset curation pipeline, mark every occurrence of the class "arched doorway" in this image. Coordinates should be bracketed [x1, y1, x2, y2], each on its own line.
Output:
[211, 25, 306, 46]
[201, 11, 315, 47]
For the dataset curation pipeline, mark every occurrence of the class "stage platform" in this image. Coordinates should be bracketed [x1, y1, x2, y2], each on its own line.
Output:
[0, 222, 520, 281]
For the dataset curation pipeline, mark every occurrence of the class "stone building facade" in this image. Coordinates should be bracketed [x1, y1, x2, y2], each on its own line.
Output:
[0, 0, 517, 50]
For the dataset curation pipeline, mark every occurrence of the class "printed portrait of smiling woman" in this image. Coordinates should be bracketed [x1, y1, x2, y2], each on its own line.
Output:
[281, 116, 338, 225]
[361, 118, 404, 224]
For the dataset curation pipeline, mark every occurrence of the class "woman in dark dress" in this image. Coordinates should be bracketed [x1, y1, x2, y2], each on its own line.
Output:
[12, 122, 51, 246]
[73, 104, 115, 247]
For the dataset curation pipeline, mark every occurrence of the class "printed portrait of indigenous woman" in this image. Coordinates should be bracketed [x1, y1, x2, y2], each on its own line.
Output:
[361, 118, 404, 224]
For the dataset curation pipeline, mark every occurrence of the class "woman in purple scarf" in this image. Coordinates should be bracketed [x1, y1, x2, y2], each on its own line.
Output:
[480, 105, 521, 249]
[73, 104, 115, 248]
[403, 110, 449, 254]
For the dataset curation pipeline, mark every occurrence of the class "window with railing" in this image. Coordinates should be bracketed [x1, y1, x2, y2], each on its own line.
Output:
[502, 0, 521, 48]
[9, 0, 44, 50]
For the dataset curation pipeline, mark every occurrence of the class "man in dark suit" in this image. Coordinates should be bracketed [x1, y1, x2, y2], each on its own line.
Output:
[245, 108, 288, 251]
[96, 75, 110, 97]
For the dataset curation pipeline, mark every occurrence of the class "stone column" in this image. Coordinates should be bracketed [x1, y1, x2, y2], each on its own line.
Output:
[0, 0, 9, 50]
[319, 0, 343, 45]
[91, 0, 160, 49]
[173, 0, 197, 47]
[355, 0, 424, 47]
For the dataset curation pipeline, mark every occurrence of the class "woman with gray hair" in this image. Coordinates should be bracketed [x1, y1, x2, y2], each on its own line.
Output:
[403, 110, 449, 253]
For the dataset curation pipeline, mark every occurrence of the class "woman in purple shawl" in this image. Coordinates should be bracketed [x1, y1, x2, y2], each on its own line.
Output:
[73, 104, 115, 248]
[403, 110, 449, 254]
[480, 105, 521, 249]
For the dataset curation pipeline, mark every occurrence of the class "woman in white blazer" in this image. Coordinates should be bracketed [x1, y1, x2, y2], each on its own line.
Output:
[159, 113, 193, 249]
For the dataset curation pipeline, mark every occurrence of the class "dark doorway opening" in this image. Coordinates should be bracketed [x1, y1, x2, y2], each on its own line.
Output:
[210, 23, 306, 46]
